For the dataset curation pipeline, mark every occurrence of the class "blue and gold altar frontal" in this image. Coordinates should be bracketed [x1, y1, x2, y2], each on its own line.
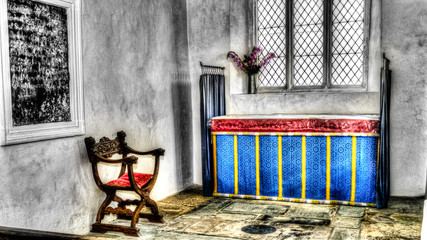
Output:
[210, 115, 381, 207]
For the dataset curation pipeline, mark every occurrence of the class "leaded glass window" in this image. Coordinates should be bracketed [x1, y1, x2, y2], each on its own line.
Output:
[331, 0, 365, 85]
[257, 0, 286, 87]
[293, 0, 324, 86]
[256, 0, 369, 90]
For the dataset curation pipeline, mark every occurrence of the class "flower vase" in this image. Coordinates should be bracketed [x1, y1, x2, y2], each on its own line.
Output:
[248, 73, 257, 94]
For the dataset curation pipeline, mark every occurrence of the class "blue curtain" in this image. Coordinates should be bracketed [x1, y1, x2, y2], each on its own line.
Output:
[377, 55, 391, 208]
[200, 67, 226, 196]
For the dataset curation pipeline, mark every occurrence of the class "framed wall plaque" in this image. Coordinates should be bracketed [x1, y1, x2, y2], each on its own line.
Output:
[0, 0, 84, 145]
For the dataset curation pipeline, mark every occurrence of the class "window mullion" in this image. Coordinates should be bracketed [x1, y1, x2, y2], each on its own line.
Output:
[286, 0, 294, 90]
[362, 0, 372, 89]
[324, 0, 332, 89]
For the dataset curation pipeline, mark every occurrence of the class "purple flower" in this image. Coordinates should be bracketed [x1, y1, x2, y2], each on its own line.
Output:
[259, 53, 275, 67]
[227, 51, 246, 72]
[227, 47, 276, 74]
[248, 46, 262, 66]
[251, 46, 262, 56]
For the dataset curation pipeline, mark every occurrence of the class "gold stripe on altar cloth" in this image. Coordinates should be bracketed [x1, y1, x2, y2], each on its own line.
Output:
[351, 136, 357, 202]
[326, 136, 331, 200]
[212, 193, 377, 207]
[213, 135, 218, 194]
[301, 136, 306, 199]
[256, 135, 260, 196]
[234, 135, 238, 195]
[278, 136, 283, 198]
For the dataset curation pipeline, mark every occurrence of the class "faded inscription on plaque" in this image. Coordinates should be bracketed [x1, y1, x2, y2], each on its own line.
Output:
[8, 0, 71, 126]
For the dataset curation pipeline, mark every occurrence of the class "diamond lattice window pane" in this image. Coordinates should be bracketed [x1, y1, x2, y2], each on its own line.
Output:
[258, 28, 286, 57]
[257, 0, 286, 87]
[294, 0, 323, 25]
[293, 0, 324, 86]
[332, 53, 363, 85]
[333, 0, 364, 22]
[259, 57, 286, 86]
[294, 56, 324, 86]
[258, 0, 286, 29]
[331, 0, 365, 85]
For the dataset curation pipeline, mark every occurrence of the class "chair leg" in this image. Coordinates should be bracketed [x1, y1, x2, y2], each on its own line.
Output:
[92, 190, 142, 237]
[92, 223, 139, 236]
[144, 196, 164, 223]
[146, 196, 160, 216]
[95, 190, 116, 223]
[130, 199, 146, 228]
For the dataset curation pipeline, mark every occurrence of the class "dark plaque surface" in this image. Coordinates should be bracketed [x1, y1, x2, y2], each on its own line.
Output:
[7, 0, 71, 126]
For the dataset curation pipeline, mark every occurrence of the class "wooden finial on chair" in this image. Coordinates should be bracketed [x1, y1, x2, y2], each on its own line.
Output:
[117, 131, 126, 141]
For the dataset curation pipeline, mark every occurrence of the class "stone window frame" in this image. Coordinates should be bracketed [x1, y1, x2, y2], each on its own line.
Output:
[252, 0, 372, 93]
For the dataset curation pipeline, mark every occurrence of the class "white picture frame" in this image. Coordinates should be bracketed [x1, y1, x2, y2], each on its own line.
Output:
[0, 0, 84, 146]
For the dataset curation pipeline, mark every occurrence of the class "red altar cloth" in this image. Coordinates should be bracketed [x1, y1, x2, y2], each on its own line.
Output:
[211, 116, 379, 134]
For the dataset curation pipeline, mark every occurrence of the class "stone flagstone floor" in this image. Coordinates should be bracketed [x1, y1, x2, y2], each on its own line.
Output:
[87, 186, 424, 240]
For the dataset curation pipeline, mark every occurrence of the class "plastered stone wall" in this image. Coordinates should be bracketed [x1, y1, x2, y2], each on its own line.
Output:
[0, 0, 193, 234]
[382, 0, 427, 197]
[187, 0, 231, 185]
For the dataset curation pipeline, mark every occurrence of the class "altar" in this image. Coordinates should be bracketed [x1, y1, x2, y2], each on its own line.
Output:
[210, 114, 380, 207]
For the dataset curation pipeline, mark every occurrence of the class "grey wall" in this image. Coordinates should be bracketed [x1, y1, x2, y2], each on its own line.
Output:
[187, 0, 231, 184]
[0, 0, 193, 234]
[188, 0, 426, 197]
[382, 0, 427, 197]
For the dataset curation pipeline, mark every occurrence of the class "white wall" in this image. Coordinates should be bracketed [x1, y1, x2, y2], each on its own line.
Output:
[187, 0, 232, 185]
[381, 0, 427, 197]
[0, 0, 193, 234]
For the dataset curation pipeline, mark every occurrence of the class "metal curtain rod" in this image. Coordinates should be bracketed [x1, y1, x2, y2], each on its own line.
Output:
[200, 61, 225, 75]
[200, 61, 225, 70]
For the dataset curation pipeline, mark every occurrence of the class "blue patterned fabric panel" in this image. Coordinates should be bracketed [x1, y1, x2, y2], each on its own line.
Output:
[216, 135, 235, 194]
[330, 136, 353, 201]
[305, 136, 327, 200]
[355, 137, 377, 203]
[237, 135, 257, 195]
[282, 136, 302, 198]
[259, 136, 279, 196]
[215, 134, 377, 204]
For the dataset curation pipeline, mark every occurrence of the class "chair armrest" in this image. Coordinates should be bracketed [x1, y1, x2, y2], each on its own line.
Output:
[125, 147, 165, 157]
[124, 148, 163, 194]
[95, 154, 138, 164]
[89, 155, 136, 191]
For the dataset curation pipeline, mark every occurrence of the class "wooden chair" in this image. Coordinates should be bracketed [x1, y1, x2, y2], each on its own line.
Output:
[84, 131, 165, 237]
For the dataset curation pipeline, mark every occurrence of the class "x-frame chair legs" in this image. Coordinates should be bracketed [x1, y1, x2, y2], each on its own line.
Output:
[91, 190, 164, 237]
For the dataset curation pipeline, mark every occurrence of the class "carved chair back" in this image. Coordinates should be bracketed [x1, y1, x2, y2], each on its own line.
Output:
[85, 131, 129, 162]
